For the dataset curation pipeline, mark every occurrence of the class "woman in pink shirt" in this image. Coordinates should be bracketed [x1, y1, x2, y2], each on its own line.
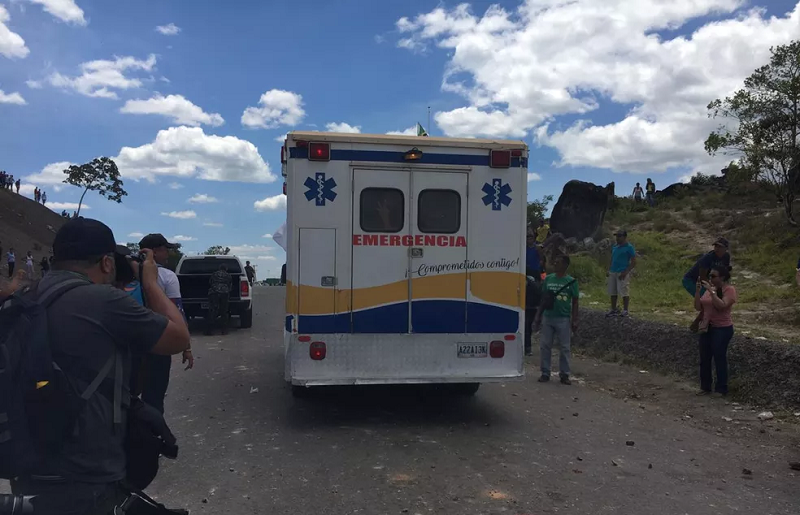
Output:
[694, 265, 737, 396]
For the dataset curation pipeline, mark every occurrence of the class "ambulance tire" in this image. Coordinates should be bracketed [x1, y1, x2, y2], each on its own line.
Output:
[454, 383, 480, 396]
[291, 385, 310, 398]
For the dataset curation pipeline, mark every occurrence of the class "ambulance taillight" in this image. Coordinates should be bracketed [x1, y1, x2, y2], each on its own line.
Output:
[310, 342, 327, 360]
[309, 142, 330, 161]
[489, 341, 505, 358]
[490, 150, 511, 168]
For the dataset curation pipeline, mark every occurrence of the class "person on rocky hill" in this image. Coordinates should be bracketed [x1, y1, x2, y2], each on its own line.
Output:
[606, 229, 636, 318]
[535, 218, 551, 246]
[42, 190, 47, 205]
[645, 178, 656, 207]
[632, 182, 644, 202]
[683, 238, 731, 332]
[25, 251, 34, 278]
[15, 179, 20, 194]
[694, 265, 737, 396]
[6, 247, 15, 278]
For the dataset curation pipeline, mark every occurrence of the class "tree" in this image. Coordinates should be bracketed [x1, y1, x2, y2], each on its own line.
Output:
[205, 245, 230, 255]
[63, 157, 127, 217]
[527, 195, 554, 226]
[167, 244, 184, 271]
[705, 41, 800, 225]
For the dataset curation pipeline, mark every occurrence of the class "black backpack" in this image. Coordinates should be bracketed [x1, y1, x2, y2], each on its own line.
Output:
[0, 277, 117, 479]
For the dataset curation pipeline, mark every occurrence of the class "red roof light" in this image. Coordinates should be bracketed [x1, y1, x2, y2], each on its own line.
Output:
[490, 150, 511, 168]
[309, 142, 330, 161]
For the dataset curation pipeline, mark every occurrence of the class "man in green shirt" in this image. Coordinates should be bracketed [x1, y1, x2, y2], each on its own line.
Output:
[534, 255, 580, 385]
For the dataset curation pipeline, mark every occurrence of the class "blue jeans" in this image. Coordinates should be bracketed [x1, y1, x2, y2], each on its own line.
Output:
[540, 316, 571, 377]
[699, 325, 734, 394]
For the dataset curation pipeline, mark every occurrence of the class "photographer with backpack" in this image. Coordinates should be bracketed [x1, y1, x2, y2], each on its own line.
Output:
[0, 218, 191, 515]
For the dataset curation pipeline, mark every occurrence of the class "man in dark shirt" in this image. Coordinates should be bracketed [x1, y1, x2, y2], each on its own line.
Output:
[524, 225, 543, 356]
[683, 237, 731, 331]
[10, 218, 191, 515]
[245, 260, 256, 285]
[206, 264, 232, 335]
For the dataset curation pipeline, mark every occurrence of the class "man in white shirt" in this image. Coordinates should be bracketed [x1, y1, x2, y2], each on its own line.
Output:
[138, 234, 193, 414]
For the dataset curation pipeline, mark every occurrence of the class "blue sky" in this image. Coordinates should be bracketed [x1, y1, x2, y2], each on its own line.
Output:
[1, 0, 799, 277]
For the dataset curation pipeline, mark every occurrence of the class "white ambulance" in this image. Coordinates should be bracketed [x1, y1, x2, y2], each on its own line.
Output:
[281, 131, 528, 394]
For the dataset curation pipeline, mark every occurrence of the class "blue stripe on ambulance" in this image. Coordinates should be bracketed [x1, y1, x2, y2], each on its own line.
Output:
[289, 147, 528, 168]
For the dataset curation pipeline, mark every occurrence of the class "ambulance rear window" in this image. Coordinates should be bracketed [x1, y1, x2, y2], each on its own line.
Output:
[418, 189, 461, 234]
[360, 188, 404, 233]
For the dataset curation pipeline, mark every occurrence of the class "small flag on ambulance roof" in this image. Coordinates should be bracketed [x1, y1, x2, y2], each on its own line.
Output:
[417, 123, 428, 137]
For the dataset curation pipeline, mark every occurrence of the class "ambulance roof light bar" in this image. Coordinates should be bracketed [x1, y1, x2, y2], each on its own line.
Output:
[490, 150, 511, 168]
[308, 142, 330, 161]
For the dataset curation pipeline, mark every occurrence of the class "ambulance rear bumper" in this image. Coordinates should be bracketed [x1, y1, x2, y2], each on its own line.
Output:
[284, 333, 525, 386]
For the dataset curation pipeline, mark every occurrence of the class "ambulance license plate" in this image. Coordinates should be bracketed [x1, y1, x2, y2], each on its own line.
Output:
[201, 303, 209, 309]
[458, 343, 487, 358]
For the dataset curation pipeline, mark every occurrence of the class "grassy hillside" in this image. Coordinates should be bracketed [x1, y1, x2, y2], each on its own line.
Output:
[569, 188, 800, 343]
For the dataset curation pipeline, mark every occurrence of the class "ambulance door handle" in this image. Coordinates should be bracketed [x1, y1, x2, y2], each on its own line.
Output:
[410, 248, 423, 258]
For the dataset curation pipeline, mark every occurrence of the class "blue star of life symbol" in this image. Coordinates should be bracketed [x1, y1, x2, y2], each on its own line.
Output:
[482, 178, 512, 211]
[304, 173, 337, 206]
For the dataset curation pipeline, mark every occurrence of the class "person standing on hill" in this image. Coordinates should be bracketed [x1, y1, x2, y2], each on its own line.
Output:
[536, 218, 551, 246]
[34, 187, 40, 203]
[534, 255, 579, 385]
[694, 265, 737, 396]
[6, 248, 15, 278]
[25, 251, 34, 278]
[6, 174, 14, 190]
[606, 229, 637, 318]
[524, 225, 543, 356]
[40, 255, 50, 277]
[683, 238, 731, 332]
[632, 182, 644, 202]
[42, 190, 47, 205]
[645, 178, 656, 207]
[14, 179, 20, 194]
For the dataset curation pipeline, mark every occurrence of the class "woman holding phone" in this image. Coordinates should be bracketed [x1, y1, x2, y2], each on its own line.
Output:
[694, 265, 737, 396]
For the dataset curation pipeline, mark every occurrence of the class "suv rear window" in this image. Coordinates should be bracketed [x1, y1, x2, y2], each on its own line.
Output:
[178, 258, 242, 275]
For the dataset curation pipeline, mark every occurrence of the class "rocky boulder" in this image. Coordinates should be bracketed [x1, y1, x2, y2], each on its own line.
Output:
[551, 180, 615, 240]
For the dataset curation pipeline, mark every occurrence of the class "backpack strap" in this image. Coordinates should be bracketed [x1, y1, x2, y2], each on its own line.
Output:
[38, 277, 125, 426]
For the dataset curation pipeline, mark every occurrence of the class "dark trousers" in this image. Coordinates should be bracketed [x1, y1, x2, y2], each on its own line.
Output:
[141, 353, 172, 414]
[524, 308, 537, 353]
[8, 261, 14, 277]
[206, 292, 230, 333]
[11, 478, 128, 515]
[699, 325, 734, 394]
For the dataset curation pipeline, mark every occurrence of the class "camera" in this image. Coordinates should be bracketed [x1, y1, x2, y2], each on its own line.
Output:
[0, 495, 34, 515]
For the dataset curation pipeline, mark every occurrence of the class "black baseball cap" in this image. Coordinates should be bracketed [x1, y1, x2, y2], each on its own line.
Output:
[713, 237, 729, 249]
[615, 229, 628, 236]
[139, 233, 178, 250]
[53, 217, 129, 262]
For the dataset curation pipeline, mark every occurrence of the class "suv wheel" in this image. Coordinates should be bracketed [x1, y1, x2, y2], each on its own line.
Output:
[240, 308, 253, 328]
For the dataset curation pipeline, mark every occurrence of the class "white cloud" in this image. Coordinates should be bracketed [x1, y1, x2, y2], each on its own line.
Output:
[26, 80, 42, 89]
[115, 126, 276, 183]
[168, 182, 183, 189]
[155, 23, 181, 36]
[254, 194, 286, 211]
[0, 89, 26, 105]
[41, 54, 156, 99]
[325, 122, 361, 133]
[274, 133, 288, 143]
[0, 6, 29, 59]
[161, 210, 196, 219]
[241, 89, 305, 129]
[19, 184, 36, 196]
[187, 193, 218, 203]
[258, 255, 277, 261]
[48, 202, 89, 211]
[203, 222, 223, 227]
[120, 94, 224, 127]
[23, 161, 73, 186]
[128, 232, 144, 238]
[527, 172, 541, 182]
[262, 233, 272, 238]
[387, 126, 418, 136]
[27, 0, 86, 25]
[396, 1, 800, 174]
[172, 234, 196, 242]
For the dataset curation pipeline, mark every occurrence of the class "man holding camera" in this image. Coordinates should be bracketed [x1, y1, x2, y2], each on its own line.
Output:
[9, 218, 191, 515]
[137, 234, 193, 415]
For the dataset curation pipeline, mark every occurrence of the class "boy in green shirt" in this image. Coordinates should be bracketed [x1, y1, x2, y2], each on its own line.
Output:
[534, 255, 580, 385]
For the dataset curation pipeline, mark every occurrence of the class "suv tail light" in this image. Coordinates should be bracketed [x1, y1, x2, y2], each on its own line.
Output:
[489, 340, 505, 358]
[310, 342, 326, 360]
[490, 150, 511, 168]
[240, 280, 250, 297]
[308, 142, 330, 161]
